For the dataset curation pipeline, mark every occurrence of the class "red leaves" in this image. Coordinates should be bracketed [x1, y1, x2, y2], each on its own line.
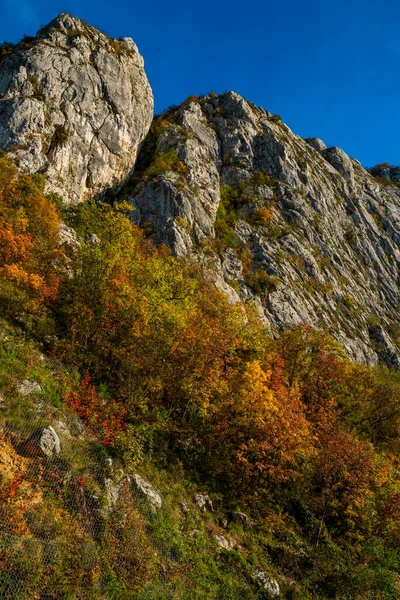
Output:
[0, 475, 27, 535]
[64, 374, 126, 446]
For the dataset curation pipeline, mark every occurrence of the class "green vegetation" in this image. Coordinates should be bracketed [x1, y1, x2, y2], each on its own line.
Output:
[245, 268, 281, 296]
[49, 124, 72, 152]
[1, 154, 400, 598]
[214, 185, 243, 252]
[142, 149, 187, 182]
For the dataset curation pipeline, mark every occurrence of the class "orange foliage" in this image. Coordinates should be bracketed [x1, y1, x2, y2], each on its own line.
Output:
[0, 156, 62, 316]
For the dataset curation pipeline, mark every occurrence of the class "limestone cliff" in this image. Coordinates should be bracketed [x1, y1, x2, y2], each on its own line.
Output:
[123, 92, 400, 367]
[0, 13, 153, 203]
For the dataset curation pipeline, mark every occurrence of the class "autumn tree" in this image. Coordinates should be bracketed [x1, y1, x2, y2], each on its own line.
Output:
[0, 155, 63, 332]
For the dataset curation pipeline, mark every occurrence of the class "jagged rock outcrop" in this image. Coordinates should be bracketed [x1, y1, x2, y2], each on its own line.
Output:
[123, 91, 400, 367]
[0, 13, 153, 203]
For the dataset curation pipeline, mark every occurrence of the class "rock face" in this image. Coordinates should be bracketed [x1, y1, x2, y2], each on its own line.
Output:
[123, 92, 400, 367]
[0, 13, 153, 204]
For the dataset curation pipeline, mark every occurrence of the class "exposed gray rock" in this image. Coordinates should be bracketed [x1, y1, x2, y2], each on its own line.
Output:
[85, 233, 101, 246]
[53, 420, 72, 438]
[305, 137, 327, 153]
[102, 470, 130, 515]
[230, 511, 249, 525]
[255, 571, 280, 598]
[17, 379, 42, 396]
[132, 474, 162, 512]
[59, 222, 81, 255]
[0, 13, 153, 204]
[323, 146, 354, 184]
[193, 493, 214, 512]
[369, 324, 400, 369]
[214, 533, 233, 550]
[28, 426, 61, 457]
[124, 91, 400, 368]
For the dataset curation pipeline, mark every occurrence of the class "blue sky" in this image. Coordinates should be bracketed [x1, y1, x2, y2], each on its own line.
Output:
[0, 0, 399, 167]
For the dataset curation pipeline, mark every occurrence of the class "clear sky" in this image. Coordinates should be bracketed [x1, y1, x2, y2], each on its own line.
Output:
[0, 0, 399, 167]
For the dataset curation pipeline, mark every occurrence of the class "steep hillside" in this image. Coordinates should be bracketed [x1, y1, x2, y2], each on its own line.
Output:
[0, 13, 153, 204]
[122, 92, 400, 368]
[0, 163, 400, 599]
[1, 13, 400, 600]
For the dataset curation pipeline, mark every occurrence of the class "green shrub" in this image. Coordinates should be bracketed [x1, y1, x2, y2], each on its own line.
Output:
[49, 124, 72, 151]
[245, 269, 281, 295]
[142, 149, 187, 181]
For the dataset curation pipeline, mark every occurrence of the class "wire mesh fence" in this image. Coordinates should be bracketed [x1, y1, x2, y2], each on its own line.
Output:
[0, 334, 266, 600]
[0, 351, 172, 600]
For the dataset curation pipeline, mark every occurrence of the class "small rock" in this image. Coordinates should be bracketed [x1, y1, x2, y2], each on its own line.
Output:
[132, 474, 162, 512]
[102, 476, 125, 515]
[28, 426, 61, 457]
[85, 233, 101, 246]
[17, 380, 42, 396]
[255, 571, 280, 598]
[230, 511, 249, 525]
[179, 502, 190, 515]
[214, 533, 233, 550]
[193, 493, 213, 512]
[59, 222, 81, 256]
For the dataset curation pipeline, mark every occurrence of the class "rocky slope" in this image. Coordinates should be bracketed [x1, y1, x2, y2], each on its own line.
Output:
[0, 13, 153, 203]
[0, 14, 398, 369]
[122, 92, 400, 368]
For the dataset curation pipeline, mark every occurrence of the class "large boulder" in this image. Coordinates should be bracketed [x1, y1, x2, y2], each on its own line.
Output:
[0, 13, 153, 204]
[27, 426, 61, 457]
